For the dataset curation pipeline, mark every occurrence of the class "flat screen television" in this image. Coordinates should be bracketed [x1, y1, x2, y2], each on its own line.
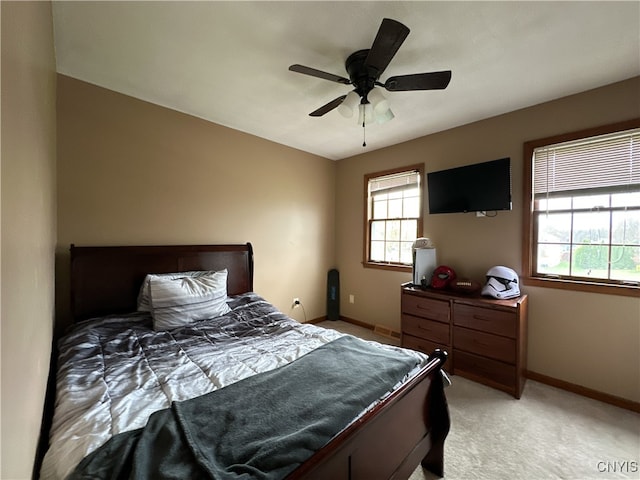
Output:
[427, 157, 512, 214]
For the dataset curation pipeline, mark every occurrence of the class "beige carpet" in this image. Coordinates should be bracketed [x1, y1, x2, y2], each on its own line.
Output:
[318, 321, 640, 480]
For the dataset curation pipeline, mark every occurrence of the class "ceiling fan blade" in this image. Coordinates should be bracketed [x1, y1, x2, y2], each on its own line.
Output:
[364, 18, 410, 78]
[309, 95, 347, 117]
[289, 64, 351, 85]
[384, 71, 452, 91]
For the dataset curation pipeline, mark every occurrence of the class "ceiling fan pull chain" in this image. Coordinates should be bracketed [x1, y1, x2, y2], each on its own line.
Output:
[362, 121, 367, 147]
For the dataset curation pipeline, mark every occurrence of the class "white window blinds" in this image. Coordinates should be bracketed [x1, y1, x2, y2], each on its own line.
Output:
[369, 170, 420, 195]
[533, 128, 640, 197]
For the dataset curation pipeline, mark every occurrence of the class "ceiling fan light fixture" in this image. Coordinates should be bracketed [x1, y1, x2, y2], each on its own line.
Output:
[337, 91, 360, 118]
[358, 103, 375, 126]
[367, 87, 390, 115]
[376, 107, 395, 124]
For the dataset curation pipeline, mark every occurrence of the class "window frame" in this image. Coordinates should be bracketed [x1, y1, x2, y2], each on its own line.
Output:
[522, 119, 640, 297]
[363, 163, 424, 271]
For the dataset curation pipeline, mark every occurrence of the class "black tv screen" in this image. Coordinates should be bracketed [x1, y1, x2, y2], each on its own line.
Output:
[427, 158, 512, 214]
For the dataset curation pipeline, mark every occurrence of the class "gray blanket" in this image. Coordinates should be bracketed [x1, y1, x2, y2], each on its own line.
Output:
[69, 336, 420, 480]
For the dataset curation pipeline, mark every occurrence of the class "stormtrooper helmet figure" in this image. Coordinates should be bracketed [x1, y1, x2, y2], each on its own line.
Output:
[481, 266, 520, 299]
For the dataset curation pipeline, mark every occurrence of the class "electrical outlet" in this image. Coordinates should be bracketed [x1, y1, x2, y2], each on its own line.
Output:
[476, 211, 487, 217]
[349, 294, 355, 304]
[292, 297, 301, 308]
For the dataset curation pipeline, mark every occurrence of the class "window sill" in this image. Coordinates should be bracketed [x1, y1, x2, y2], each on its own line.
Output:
[522, 276, 640, 298]
[363, 261, 412, 273]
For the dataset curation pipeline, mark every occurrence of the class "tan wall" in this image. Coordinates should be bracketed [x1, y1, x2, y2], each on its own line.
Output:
[336, 77, 640, 402]
[1, 1, 58, 478]
[56, 75, 336, 331]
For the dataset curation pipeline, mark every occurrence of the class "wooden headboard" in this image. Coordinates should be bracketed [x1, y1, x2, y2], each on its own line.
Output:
[70, 243, 254, 322]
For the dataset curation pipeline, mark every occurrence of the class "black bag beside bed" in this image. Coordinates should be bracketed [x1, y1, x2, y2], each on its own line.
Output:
[69, 336, 420, 480]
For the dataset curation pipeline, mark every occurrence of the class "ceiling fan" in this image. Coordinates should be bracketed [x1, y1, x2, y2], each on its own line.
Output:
[289, 18, 452, 126]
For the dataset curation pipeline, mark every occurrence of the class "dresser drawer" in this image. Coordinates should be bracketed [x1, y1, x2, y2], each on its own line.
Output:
[453, 303, 516, 338]
[454, 349, 516, 389]
[402, 314, 450, 344]
[453, 326, 515, 364]
[402, 295, 449, 323]
[402, 334, 448, 356]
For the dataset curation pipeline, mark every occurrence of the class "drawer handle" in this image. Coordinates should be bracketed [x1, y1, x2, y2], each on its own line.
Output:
[472, 314, 492, 322]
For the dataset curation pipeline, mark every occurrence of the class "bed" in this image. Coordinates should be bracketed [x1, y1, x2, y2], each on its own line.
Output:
[40, 243, 450, 480]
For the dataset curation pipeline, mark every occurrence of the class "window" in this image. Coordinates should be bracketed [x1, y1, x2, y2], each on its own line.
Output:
[523, 120, 640, 296]
[363, 164, 424, 270]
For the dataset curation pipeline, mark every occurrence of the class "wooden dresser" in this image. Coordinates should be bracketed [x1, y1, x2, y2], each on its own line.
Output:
[401, 283, 528, 398]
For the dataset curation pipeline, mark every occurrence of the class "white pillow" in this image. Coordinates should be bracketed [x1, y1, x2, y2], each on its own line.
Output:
[137, 270, 213, 312]
[149, 269, 231, 331]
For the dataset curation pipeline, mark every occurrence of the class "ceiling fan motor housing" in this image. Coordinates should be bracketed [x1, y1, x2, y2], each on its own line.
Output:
[346, 49, 377, 100]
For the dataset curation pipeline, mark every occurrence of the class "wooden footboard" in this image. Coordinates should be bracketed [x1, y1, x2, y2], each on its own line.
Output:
[290, 350, 450, 480]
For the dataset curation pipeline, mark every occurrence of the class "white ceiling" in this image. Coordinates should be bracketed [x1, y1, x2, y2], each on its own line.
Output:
[52, 1, 640, 160]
